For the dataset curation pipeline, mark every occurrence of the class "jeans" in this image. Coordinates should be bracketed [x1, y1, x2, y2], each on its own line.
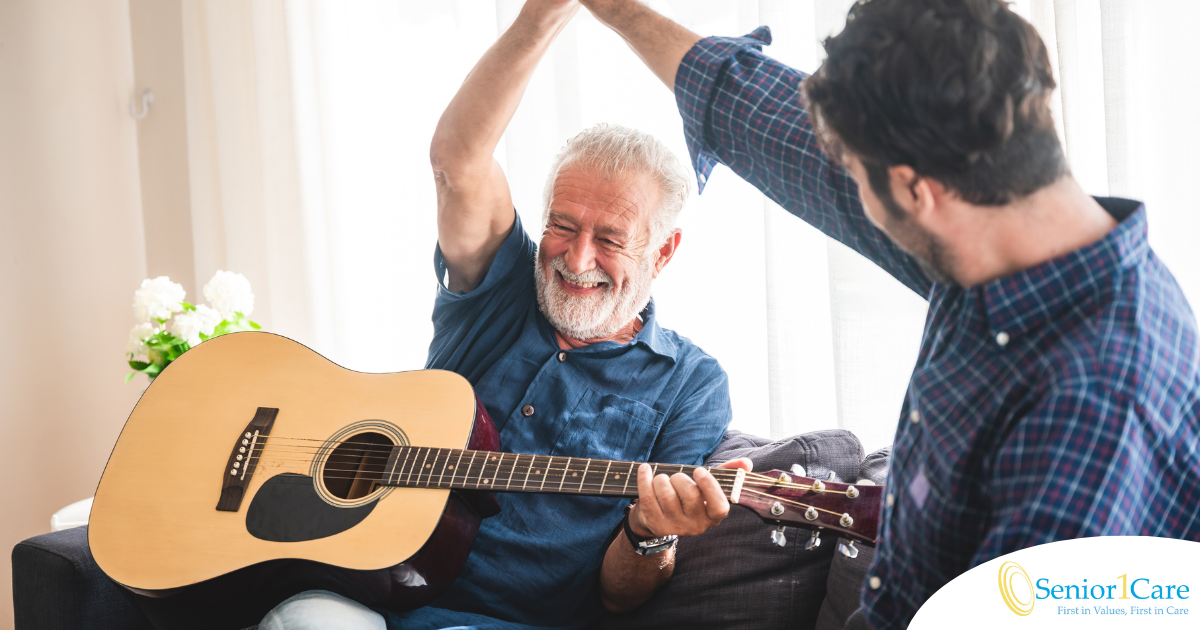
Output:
[260, 590, 385, 630]
[260, 590, 545, 630]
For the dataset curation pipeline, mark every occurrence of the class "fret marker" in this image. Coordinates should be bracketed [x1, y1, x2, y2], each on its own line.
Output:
[483, 479, 490, 484]
[448, 465, 454, 470]
[425, 464, 431, 468]
[615, 474, 621, 479]
[492, 456, 498, 461]
[572, 472, 577, 477]
[536, 470, 542, 474]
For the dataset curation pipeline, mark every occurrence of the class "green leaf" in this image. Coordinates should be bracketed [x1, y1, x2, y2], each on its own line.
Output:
[125, 372, 137, 383]
[181, 302, 195, 311]
[249, 320, 262, 330]
[128, 360, 150, 370]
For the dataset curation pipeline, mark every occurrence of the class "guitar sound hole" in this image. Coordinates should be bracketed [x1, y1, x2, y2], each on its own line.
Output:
[323, 432, 394, 501]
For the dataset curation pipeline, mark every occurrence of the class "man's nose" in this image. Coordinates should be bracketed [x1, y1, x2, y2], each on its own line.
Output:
[563, 234, 598, 275]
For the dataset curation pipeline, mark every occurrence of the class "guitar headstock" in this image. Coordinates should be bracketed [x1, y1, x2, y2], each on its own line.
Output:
[732, 469, 881, 549]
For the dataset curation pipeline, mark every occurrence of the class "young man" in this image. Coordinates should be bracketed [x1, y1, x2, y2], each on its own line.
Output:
[581, 0, 1200, 627]
[259, 2, 749, 629]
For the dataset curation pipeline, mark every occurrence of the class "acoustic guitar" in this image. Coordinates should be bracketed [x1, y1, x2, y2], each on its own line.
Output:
[90, 332, 880, 625]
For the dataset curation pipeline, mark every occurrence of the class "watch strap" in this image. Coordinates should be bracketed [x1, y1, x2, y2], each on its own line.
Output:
[622, 503, 677, 555]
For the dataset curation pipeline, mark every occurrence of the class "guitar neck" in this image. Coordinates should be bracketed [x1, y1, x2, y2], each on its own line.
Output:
[376, 446, 735, 499]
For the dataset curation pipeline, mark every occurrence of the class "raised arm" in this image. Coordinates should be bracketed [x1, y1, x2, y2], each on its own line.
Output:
[430, 1, 578, 293]
[579, 0, 699, 90]
[581, 0, 932, 296]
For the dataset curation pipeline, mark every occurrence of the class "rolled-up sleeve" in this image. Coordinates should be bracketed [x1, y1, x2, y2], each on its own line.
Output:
[675, 27, 933, 298]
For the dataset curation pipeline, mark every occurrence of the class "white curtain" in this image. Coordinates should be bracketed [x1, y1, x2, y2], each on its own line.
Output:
[180, 0, 1200, 454]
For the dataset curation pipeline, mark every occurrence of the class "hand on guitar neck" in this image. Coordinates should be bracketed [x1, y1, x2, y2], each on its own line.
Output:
[601, 457, 752, 613]
[627, 458, 754, 538]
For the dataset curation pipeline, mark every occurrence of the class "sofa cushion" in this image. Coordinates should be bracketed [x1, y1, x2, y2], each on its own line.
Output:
[11, 525, 154, 630]
[596, 429, 865, 630]
[815, 446, 891, 630]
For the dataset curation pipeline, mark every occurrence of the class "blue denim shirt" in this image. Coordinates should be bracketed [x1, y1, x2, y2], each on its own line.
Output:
[388, 214, 732, 630]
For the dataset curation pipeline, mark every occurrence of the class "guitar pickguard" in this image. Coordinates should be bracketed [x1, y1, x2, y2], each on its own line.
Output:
[246, 473, 378, 542]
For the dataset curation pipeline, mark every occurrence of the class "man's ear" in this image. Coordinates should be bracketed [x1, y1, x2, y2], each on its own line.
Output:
[888, 165, 939, 223]
[652, 230, 682, 278]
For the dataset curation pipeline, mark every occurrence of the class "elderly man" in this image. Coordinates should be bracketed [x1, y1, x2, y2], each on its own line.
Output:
[583, 0, 1200, 628]
[260, 2, 747, 629]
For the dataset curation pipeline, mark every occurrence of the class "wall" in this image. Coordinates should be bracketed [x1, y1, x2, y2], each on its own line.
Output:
[130, 0, 196, 297]
[0, 0, 146, 626]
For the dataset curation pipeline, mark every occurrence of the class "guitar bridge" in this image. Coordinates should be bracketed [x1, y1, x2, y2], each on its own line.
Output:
[215, 407, 278, 512]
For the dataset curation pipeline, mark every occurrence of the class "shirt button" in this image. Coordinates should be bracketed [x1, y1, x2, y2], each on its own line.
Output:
[995, 331, 1010, 347]
[521, 405, 535, 417]
[557, 351, 566, 363]
[886, 493, 895, 507]
[909, 409, 920, 423]
[869, 576, 882, 590]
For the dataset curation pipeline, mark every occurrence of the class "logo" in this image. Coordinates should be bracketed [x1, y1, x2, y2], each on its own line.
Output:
[999, 561, 1035, 616]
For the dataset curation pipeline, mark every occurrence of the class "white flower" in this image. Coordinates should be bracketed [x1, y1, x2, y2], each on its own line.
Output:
[133, 276, 186, 322]
[203, 270, 255, 320]
[170, 304, 222, 346]
[127, 322, 158, 362]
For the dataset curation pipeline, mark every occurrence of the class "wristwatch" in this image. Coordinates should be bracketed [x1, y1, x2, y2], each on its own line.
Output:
[623, 503, 677, 556]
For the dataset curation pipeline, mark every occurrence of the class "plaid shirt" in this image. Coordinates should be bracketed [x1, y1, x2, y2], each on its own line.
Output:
[676, 27, 1200, 629]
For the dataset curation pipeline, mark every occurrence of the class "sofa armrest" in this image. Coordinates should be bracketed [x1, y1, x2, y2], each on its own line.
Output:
[12, 526, 153, 630]
[815, 446, 891, 630]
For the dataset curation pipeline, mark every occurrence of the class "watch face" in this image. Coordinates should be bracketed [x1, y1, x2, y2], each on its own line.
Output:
[636, 535, 678, 555]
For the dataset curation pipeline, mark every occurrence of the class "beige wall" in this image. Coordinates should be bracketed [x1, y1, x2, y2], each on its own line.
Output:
[130, 0, 197, 298]
[0, 0, 147, 627]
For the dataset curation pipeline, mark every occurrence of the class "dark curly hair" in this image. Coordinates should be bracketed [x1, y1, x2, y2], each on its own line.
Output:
[802, 0, 1067, 207]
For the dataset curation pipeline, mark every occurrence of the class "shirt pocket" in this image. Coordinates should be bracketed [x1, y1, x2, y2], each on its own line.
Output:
[551, 389, 664, 462]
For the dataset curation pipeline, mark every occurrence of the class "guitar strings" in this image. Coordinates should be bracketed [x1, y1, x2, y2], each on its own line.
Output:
[255, 436, 825, 486]
[255, 436, 824, 485]
[227, 467, 740, 493]
[253, 440, 769, 481]
[246, 458, 835, 498]
[247, 449, 738, 484]
[248, 438, 851, 493]
[225, 477, 719, 498]
[250, 448, 751, 482]
[250, 457, 747, 485]
[254, 437, 778, 478]
[213, 470, 860, 528]
[210, 475, 871, 540]
[252, 445, 739, 477]
[247, 449, 842, 494]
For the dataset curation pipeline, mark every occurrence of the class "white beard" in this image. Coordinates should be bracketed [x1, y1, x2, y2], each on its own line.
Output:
[534, 247, 656, 341]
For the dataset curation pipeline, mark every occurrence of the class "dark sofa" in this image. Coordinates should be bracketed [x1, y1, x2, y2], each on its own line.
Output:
[12, 430, 886, 630]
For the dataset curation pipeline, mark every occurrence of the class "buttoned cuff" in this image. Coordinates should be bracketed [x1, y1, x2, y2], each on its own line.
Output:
[674, 25, 773, 194]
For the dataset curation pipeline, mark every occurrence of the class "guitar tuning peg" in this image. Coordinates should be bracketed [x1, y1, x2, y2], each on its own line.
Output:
[838, 540, 859, 559]
[805, 529, 822, 551]
[790, 463, 807, 477]
[770, 525, 787, 548]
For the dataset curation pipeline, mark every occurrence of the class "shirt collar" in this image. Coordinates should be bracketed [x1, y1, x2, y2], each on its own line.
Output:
[537, 297, 679, 362]
[630, 298, 679, 361]
[982, 197, 1148, 338]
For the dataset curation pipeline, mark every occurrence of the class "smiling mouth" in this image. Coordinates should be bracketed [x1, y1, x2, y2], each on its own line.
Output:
[557, 270, 607, 291]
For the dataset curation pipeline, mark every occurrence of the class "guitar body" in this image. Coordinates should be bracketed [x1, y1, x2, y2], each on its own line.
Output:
[91, 332, 883, 629]
[90, 332, 499, 627]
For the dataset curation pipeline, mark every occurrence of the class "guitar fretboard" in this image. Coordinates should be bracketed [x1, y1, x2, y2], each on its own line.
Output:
[376, 446, 737, 498]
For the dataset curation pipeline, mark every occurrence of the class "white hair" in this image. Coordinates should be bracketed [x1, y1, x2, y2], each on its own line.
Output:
[541, 123, 691, 250]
